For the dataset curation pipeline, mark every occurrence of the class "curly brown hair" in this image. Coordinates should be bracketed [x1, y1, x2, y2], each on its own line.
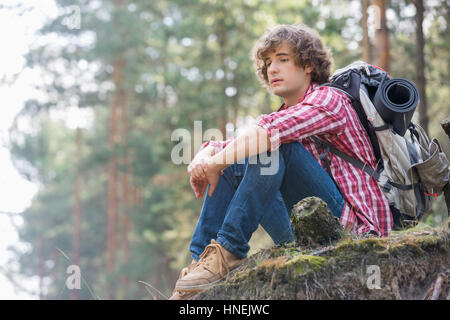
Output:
[252, 24, 333, 87]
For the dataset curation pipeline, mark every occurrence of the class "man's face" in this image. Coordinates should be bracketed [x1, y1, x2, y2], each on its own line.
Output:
[264, 42, 312, 105]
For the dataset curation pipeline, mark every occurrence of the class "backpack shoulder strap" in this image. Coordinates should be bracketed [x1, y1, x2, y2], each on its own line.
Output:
[310, 136, 413, 191]
[310, 136, 380, 180]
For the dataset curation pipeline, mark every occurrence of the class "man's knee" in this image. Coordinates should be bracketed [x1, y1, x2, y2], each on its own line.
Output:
[244, 151, 282, 177]
[220, 162, 246, 188]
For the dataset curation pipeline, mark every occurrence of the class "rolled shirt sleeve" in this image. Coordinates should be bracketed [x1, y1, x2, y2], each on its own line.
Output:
[199, 137, 236, 153]
[256, 86, 347, 151]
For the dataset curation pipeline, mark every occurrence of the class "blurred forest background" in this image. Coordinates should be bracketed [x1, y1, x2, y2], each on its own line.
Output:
[0, 0, 448, 299]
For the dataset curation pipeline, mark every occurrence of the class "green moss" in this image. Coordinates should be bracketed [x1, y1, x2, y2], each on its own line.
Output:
[390, 223, 435, 236]
[332, 237, 386, 256]
[229, 269, 252, 283]
[414, 234, 447, 249]
[285, 255, 327, 274]
[269, 246, 300, 258]
[386, 232, 447, 256]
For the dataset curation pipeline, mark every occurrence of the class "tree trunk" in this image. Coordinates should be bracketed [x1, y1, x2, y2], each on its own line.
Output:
[373, 0, 390, 71]
[362, 0, 372, 62]
[440, 118, 450, 226]
[161, 28, 168, 110]
[414, 0, 429, 135]
[231, 72, 239, 133]
[217, 5, 228, 138]
[72, 127, 82, 300]
[119, 91, 131, 299]
[107, 56, 124, 299]
[38, 235, 44, 300]
[51, 250, 57, 297]
[263, 92, 272, 115]
[290, 197, 344, 248]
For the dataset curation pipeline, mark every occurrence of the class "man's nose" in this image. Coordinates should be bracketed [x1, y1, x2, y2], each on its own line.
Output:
[268, 62, 279, 74]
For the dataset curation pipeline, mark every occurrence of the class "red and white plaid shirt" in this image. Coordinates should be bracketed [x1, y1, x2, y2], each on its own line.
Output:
[201, 83, 393, 237]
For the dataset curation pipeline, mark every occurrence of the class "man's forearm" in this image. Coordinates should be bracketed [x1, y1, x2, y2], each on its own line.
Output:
[196, 145, 218, 158]
[208, 125, 271, 172]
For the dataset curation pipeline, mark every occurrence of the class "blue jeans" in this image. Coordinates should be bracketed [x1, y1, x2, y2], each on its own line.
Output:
[189, 142, 345, 260]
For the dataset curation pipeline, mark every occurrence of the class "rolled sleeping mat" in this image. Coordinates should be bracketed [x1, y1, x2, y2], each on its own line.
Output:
[373, 77, 420, 136]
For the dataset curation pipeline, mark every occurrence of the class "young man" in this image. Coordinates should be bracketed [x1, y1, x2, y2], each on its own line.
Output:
[169, 24, 392, 300]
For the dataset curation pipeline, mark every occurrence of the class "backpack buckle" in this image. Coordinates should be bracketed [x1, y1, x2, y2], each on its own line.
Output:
[364, 65, 371, 77]
[381, 182, 392, 192]
[318, 146, 330, 160]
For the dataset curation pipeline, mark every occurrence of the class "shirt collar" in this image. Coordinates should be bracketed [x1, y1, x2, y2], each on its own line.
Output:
[277, 83, 319, 111]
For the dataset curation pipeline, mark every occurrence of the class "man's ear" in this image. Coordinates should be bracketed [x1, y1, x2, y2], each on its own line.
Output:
[305, 64, 313, 74]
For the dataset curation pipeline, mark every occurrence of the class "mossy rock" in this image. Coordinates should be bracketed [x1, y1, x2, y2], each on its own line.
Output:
[290, 197, 344, 247]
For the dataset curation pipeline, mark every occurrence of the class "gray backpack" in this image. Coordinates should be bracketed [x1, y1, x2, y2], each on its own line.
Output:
[313, 61, 449, 229]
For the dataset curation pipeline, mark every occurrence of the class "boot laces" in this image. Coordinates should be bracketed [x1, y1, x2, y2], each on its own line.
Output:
[197, 241, 229, 278]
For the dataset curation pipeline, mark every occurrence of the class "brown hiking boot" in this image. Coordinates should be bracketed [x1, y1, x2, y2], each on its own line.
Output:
[169, 259, 199, 300]
[175, 239, 244, 291]
[168, 289, 200, 300]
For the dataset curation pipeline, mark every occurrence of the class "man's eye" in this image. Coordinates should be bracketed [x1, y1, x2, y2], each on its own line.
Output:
[281, 58, 288, 62]
[266, 61, 271, 67]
